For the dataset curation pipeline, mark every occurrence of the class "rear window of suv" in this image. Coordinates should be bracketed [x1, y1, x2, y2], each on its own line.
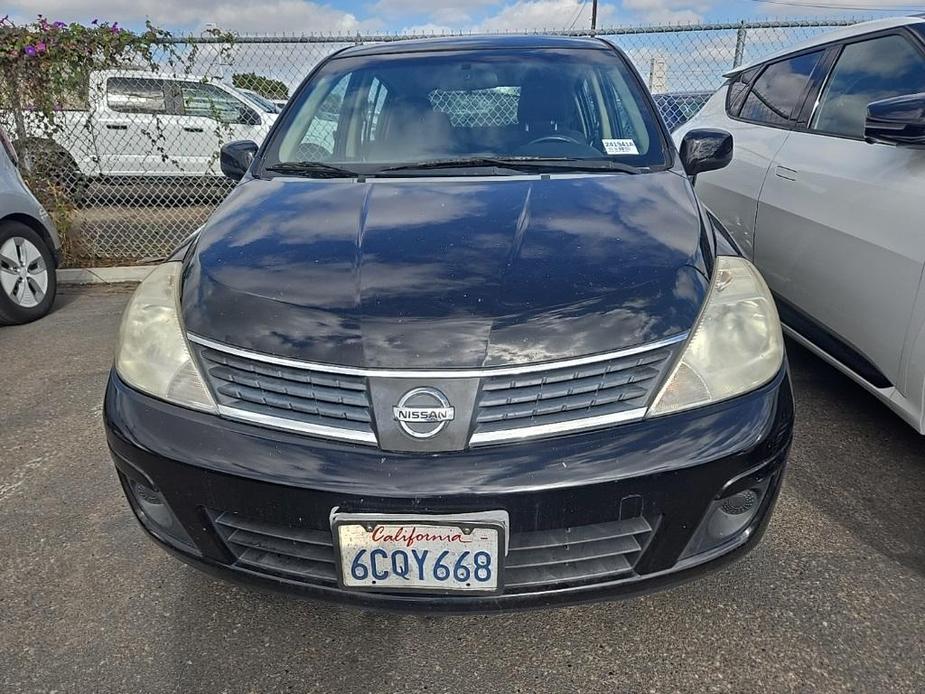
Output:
[734, 51, 823, 126]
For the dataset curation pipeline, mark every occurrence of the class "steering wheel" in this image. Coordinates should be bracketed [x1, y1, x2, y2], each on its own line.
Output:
[525, 134, 584, 146]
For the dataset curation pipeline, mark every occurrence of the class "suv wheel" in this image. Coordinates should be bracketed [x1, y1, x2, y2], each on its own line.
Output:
[0, 221, 57, 325]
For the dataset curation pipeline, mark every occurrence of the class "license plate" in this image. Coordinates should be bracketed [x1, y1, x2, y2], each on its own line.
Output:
[332, 511, 508, 594]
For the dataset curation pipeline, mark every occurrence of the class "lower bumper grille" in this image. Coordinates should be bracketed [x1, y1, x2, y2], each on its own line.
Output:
[506, 517, 653, 590]
[214, 513, 339, 585]
[212, 511, 655, 595]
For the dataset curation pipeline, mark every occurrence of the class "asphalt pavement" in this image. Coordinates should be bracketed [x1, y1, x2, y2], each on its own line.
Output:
[1, 284, 922, 693]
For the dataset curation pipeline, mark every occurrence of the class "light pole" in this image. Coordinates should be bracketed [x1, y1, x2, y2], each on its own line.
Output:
[591, 0, 598, 32]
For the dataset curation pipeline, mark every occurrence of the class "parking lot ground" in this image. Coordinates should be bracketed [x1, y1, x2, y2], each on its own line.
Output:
[1, 284, 923, 694]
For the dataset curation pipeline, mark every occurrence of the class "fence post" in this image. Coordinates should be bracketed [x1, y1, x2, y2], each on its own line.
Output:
[733, 21, 748, 68]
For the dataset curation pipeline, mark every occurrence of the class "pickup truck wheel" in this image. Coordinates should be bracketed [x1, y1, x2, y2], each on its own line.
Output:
[0, 221, 57, 325]
[15, 140, 88, 205]
[41, 152, 88, 206]
[58, 166, 88, 205]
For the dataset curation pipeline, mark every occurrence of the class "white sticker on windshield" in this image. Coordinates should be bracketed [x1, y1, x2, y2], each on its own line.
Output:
[602, 139, 639, 155]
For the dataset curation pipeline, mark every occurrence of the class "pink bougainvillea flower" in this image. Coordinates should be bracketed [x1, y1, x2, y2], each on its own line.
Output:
[35, 41, 47, 53]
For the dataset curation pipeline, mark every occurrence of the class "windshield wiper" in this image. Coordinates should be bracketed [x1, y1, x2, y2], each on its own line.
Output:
[265, 161, 360, 178]
[376, 156, 641, 175]
[265, 156, 642, 179]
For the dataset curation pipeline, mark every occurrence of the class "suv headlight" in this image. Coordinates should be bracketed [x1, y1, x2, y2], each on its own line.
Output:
[114, 262, 216, 412]
[649, 256, 783, 416]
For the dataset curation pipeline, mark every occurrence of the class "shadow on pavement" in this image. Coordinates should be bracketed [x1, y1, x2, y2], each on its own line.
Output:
[783, 338, 925, 575]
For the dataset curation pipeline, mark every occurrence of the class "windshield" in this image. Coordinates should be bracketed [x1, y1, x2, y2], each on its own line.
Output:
[231, 86, 279, 113]
[261, 47, 668, 174]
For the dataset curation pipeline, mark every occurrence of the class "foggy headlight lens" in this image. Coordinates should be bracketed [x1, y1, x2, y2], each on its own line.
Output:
[649, 256, 783, 416]
[114, 262, 216, 412]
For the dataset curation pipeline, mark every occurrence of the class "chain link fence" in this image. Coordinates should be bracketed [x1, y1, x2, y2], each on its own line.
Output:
[4, 19, 859, 265]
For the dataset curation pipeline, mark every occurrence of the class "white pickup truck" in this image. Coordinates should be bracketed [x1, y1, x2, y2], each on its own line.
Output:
[12, 70, 278, 189]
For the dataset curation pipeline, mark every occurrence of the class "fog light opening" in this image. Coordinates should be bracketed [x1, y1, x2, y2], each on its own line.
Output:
[706, 488, 763, 543]
[131, 479, 175, 530]
[680, 473, 775, 561]
[720, 489, 758, 516]
[123, 475, 197, 552]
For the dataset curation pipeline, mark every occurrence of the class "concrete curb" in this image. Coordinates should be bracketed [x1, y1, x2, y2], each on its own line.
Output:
[57, 266, 155, 285]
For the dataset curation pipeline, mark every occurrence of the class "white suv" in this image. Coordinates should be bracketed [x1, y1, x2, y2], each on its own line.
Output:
[675, 16, 925, 433]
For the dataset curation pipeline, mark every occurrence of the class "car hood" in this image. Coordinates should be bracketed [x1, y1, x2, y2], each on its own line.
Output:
[182, 171, 711, 368]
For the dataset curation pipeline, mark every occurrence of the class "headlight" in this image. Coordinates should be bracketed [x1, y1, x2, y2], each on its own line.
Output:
[648, 256, 783, 416]
[115, 262, 216, 412]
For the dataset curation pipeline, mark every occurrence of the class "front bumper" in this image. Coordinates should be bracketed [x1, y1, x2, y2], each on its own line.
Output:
[104, 367, 793, 612]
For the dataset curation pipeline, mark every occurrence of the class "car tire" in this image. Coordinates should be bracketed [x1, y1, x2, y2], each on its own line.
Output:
[0, 221, 57, 325]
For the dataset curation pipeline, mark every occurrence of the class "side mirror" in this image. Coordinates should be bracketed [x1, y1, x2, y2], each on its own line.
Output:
[865, 93, 925, 148]
[679, 128, 733, 176]
[220, 139, 258, 181]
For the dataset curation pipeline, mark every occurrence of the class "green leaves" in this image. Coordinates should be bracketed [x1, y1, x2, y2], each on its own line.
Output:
[232, 72, 290, 100]
[1, 16, 179, 131]
[0, 16, 237, 267]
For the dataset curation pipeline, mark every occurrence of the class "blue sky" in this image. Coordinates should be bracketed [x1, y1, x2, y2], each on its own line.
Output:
[5, 1, 924, 34]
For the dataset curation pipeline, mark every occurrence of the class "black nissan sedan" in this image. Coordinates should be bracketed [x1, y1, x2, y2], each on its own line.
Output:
[104, 35, 793, 612]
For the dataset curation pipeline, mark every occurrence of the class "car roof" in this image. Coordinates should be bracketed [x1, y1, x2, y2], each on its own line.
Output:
[335, 34, 610, 58]
[94, 68, 217, 83]
[725, 16, 925, 78]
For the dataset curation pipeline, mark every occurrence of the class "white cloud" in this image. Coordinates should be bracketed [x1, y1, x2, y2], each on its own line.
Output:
[756, 0, 921, 6]
[6, 0, 723, 35]
[204, 2, 379, 33]
[399, 23, 457, 34]
[373, 0, 499, 25]
[822, 0, 921, 3]
[476, 0, 619, 32]
[5, 0, 378, 34]
[753, 0, 922, 17]
[621, 0, 709, 24]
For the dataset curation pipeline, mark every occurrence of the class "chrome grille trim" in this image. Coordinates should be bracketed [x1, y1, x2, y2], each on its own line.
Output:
[195, 343, 378, 446]
[470, 345, 675, 445]
[187, 332, 688, 379]
[468, 407, 649, 445]
[216, 405, 378, 444]
[188, 332, 686, 446]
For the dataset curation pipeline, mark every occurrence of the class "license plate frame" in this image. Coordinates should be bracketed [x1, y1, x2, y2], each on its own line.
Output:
[331, 510, 508, 596]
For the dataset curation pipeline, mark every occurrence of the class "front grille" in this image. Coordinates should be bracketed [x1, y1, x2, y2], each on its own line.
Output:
[189, 333, 683, 447]
[473, 348, 674, 439]
[195, 345, 375, 443]
[212, 511, 654, 595]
